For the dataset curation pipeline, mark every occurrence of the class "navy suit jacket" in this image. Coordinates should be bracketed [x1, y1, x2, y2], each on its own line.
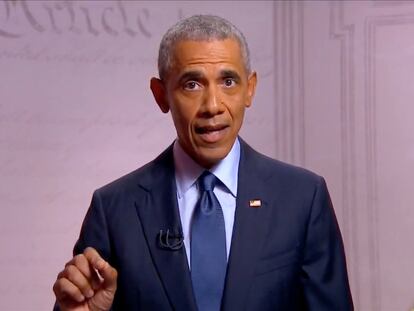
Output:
[57, 139, 353, 310]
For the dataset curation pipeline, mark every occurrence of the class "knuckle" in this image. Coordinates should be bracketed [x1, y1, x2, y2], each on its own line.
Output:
[53, 278, 65, 295]
[64, 256, 76, 267]
[84, 246, 95, 256]
[56, 269, 65, 279]
[112, 268, 118, 279]
[72, 254, 84, 266]
[52, 281, 59, 294]
[65, 264, 76, 275]
[78, 283, 89, 292]
[64, 265, 81, 283]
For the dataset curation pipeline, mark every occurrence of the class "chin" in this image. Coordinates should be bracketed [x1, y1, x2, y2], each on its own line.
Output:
[196, 146, 230, 168]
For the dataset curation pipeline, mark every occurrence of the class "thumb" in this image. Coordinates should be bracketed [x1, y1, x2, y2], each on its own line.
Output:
[95, 258, 118, 292]
[84, 247, 118, 292]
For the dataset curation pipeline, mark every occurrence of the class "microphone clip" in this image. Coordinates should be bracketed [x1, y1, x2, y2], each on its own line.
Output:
[158, 229, 184, 251]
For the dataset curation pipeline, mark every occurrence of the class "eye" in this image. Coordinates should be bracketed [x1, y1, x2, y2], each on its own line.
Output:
[223, 78, 236, 88]
[183, 81, 201, 91]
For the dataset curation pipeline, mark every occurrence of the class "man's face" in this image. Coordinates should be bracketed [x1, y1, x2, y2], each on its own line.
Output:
[151, 39, 257, 168]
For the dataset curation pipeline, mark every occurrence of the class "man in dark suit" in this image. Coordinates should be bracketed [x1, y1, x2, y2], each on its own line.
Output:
[53, 15, 353, 310]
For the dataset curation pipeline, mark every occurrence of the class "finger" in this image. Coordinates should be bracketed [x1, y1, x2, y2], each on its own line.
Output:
[83, 247, 117, 292]
[90, 267, 103, 291]
[66, 254, 93, 279]
[99, 260, 118, 291]
[83, 247, 105, 269]
[67, 254, 102, 290]
[53, 277, 86, 303]
[58, 265, 95, 299]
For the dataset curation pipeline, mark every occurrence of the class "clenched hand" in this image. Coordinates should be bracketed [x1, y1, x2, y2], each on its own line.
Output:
[53, 247, 118, 311]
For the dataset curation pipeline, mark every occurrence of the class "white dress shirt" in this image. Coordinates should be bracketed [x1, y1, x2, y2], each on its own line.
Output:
[173, 139, 240, 267]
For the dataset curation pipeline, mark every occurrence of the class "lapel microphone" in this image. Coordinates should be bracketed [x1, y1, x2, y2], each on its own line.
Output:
[158, 229, 184, 251]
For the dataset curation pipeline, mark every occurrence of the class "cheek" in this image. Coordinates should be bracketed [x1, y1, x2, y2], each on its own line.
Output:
[233, 110, 245, 131]
[227, 100, 247, 124]
[170, 104, 196, 133]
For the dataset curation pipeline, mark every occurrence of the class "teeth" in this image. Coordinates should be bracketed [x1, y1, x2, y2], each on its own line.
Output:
[196, 126, 224, 134]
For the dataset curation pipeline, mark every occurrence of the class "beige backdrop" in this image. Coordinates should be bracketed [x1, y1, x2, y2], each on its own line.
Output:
[1, 1, 413, 310]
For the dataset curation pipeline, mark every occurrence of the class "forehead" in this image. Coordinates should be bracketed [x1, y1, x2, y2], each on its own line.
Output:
[170, 39, 245, 73]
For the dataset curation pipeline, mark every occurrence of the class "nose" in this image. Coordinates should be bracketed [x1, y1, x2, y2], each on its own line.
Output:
[200, 86, 223, 117]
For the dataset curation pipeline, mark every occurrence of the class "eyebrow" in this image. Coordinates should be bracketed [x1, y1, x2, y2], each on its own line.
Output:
[220, 69, 241, 81]
[177, 68, 242, 84]
[178, 70, 204, 84]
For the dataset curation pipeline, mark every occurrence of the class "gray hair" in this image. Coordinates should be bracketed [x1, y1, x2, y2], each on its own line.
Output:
[158, 15, 251, 80]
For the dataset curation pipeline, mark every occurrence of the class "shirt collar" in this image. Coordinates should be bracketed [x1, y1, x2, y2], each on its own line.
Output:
[173, 138, 240, 199]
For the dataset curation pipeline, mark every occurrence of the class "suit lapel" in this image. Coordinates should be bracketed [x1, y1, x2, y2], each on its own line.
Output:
[134, 140, 275, 311]
[222, 140, 275, 311]
[135, 146, 197, 311]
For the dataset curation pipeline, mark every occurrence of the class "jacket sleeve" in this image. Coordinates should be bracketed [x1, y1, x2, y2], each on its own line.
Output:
[300, 177, 354, 310]
[53, 190, 114, 311]
[73, 190, 112, 260]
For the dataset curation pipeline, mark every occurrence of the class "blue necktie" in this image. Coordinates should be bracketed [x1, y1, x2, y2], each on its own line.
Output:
[191, 171, 227, 311]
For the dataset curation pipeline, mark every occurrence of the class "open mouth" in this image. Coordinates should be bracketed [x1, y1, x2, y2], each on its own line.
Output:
[195, 124, 229, 143]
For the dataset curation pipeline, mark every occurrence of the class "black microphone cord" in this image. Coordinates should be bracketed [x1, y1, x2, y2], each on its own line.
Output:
[158, 229, 184, 251]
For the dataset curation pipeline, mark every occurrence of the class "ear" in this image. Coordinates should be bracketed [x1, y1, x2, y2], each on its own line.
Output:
[245, 71, 257, 108]
[150, 77, 170, 113]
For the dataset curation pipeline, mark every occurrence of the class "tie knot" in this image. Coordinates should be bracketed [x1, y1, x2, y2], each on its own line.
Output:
[198, 171, 217, 191]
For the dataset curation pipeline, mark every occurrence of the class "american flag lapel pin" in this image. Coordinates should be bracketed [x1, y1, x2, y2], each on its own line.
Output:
[249, 199, 261, 208]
